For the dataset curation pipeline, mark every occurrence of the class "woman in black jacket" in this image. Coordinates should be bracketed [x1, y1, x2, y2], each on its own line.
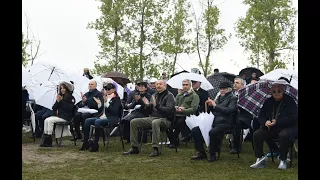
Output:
[80, 83, 122, 152]
[40, 82, 75, 147]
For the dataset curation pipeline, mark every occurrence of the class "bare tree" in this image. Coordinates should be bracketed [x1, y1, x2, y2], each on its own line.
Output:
[23, 13, 42, 66]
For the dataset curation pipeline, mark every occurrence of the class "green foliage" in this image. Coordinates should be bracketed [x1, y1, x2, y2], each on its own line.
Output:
[90, 0, 171, 81]
[195, 1, 229, 77]
[124, 0, 170, 79]
[22, 32, 30, 67]
[160, 0, 193, 75]
[87, 0, 129, 76]
[235, 0, 296, 72]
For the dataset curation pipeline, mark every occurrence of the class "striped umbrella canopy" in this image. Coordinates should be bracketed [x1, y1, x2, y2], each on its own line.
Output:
[237, 79, 298, 117]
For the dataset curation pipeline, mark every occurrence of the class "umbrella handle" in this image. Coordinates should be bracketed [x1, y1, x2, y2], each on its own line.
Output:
[205, 102, 208, 113]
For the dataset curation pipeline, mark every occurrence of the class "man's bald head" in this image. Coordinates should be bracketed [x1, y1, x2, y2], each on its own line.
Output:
[88, 80, 97, 91]
[156, 80, 166, 92]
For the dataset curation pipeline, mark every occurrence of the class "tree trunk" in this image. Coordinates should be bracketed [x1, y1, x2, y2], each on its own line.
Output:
[172, 53, 178, 75]
[115, 28, 119, 72]
[139, 6, 145, 79]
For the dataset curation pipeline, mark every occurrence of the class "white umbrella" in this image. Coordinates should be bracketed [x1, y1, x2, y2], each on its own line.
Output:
[167, 72, 214, 90]
[69, 73, 90, 93]
[22, 65, 34, 87]
[27, 62, 70, 83]
[198, 112, 214, 147]
[90, 77, 124, 99]
[185, 115, 198, 130]
[185, 112, 215, 147]
[33, 81, 81, 110]
[24, 80, 41, 100]
[260, 68, 298, 89]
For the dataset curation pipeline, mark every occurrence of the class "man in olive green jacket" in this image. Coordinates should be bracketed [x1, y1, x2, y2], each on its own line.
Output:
[171, 79, 200, 147]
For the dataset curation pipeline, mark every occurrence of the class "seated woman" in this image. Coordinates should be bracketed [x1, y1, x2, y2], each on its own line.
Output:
[190, 81, 238, 162]
[80, 83, 122, 152]
[40, 82, 75, 147]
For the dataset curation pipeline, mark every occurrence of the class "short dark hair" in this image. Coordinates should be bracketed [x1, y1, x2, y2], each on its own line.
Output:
[214, 68, 219, 72]
[137, 81, 148, 88]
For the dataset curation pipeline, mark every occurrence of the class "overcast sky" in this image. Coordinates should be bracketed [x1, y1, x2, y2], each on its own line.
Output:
[22, 0, 298, 76]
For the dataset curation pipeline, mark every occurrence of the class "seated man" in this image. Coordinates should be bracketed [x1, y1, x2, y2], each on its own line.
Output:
[250, 82, 298, 170]
[34, 105, 54, 137]
[172, 79, 200, 146]
[123, 80, 175, 157]
[191, 81, 237, 162]
[122, 81, 152, 143]
[192, 80, 209, 114]
[72, 80, 104, 140]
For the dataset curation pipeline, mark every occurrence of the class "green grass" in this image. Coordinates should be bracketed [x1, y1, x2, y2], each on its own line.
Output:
[22, 132, 298, 180]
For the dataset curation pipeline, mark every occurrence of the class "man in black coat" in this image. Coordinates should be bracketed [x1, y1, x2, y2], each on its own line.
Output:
[122, 81, 152, 143]
[191, 81, 238, 162]
[192, 80, 209, 114]
[71, 80, 104, 140]
[250, 82, 298, 170]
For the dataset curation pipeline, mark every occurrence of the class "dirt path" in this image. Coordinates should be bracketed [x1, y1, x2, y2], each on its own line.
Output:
[22, 144, 86, 165]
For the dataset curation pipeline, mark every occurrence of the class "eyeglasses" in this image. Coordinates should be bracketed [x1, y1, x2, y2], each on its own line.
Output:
[182, 84, 189, 86]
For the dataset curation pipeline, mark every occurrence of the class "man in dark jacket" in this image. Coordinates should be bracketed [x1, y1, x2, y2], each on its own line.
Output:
[123, 80, 175, 157]
[122, 81, 152, 143]
[71, 80, 104, 140]
[250, 82, 298, 170]
[191, 81, 238, 162]
[192, 80, 209, 114]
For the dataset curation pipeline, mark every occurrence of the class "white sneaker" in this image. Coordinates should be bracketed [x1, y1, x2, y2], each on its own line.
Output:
[250, 156, 267, 168]
[278, 160, 287, 170]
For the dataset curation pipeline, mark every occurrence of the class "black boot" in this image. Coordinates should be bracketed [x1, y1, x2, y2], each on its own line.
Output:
[89, 128, 101, 152]
[123, 146, 140, 155]
[47, 135, 52, 147]
[149, 147, 159, 157]
[191, 151, 207, 160]
[80, 139, 89, 151]
[208, 152, 217, 162]
[40, 134, 52, 147]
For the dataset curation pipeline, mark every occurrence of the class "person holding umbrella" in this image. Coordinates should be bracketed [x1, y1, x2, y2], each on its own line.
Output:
[250, 81, 298, 170]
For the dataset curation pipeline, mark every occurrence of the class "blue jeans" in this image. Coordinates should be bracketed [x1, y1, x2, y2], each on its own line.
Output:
[35, 108, 54, 133]
[83, 117, 113, 141]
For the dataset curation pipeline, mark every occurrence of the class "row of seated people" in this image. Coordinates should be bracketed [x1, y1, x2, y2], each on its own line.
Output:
[32, 77, 297, 170]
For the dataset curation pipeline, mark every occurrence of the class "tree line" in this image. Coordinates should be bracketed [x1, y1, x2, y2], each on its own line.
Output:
[22, 0, 297, 80]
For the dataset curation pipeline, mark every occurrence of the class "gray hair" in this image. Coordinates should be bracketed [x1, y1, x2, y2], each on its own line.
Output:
[182, 79, 192, 85]
[235, 77, 246, 86]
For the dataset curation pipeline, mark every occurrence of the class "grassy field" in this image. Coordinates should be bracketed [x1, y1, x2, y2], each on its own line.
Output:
[22, 132, 298, 180]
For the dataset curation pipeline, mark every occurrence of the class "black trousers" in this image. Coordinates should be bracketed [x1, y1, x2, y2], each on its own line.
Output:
[122, 111, 147, 142]
[174, 116, 190, 142]
[191, 125, 228, 154]
[72, 112, 94, 137]
[253, 127, 289, 160]
[233, 120, 250, 150]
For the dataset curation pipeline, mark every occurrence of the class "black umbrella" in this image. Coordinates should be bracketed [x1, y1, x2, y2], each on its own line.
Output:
[239, 67, 264, 78]
[206, 72, 236, 99]
[103, 71, 131, 85]
[239, 67, 264, 84]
